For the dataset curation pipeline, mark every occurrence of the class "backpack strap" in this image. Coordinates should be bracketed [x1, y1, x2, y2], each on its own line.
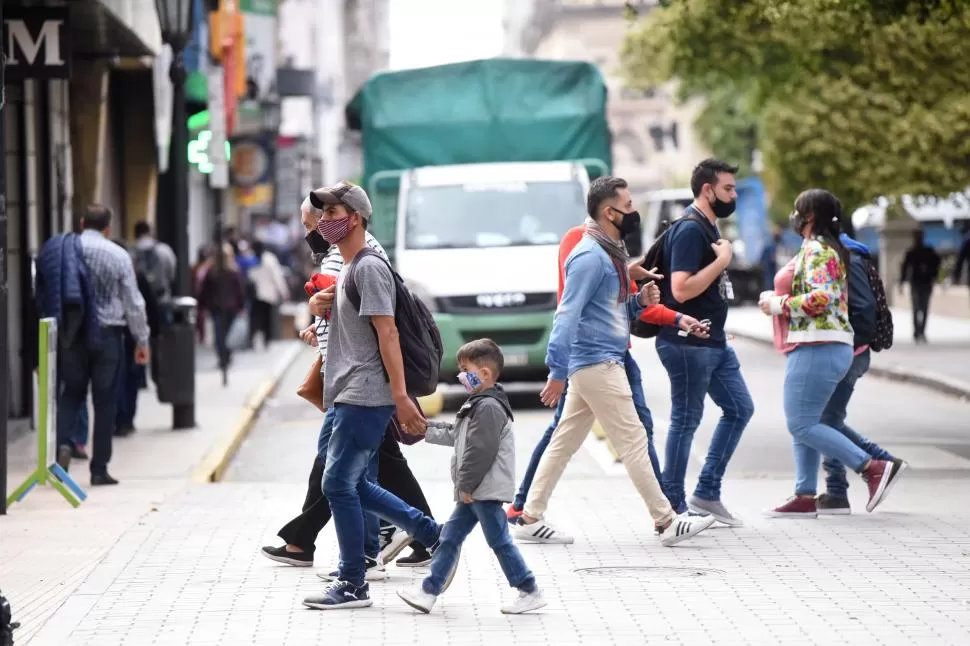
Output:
[344, 247, 387, 312]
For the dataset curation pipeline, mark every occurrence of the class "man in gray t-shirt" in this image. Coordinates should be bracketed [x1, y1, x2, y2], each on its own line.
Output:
[324, 255, 395, 408]
[301, 181, 442, 611]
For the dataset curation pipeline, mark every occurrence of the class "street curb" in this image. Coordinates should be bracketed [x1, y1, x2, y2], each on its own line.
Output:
[727, 330, 970, 401]
[191, 343, 305, 484]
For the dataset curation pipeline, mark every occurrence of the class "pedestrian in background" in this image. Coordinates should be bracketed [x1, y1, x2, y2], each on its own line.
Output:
[247, 239, 289, 350]
[50, 205, 151, 486]
[198, 244, 246, 370]
[192, 245, 215, 344]
[900, 228, 941, 343]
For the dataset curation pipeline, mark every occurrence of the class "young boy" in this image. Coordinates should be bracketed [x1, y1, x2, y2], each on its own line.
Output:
[397, 339, 547, 615]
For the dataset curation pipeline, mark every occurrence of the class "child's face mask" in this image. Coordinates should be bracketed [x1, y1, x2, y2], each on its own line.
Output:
[457, 371, 482, 393]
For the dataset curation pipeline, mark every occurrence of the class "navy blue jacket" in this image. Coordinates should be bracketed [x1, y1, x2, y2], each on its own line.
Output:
[35, 233, 100, 348]
[840, 234, 877, 349]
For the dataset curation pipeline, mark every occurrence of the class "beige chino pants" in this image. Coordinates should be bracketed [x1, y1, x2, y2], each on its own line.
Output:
[523, 360, 677, 527]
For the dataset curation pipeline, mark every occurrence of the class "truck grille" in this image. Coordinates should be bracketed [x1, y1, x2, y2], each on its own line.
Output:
[461, 329, 545, 346]
[436, 292, 557, 315]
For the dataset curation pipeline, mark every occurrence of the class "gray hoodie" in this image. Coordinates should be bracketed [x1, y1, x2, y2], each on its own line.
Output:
[424, 385, 515, 503]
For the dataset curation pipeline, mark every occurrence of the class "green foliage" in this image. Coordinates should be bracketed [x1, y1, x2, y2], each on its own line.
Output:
[621, 0, 970, 214]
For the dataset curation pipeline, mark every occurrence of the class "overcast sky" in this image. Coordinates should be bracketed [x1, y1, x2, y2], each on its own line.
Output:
[389, 0, 505, 70]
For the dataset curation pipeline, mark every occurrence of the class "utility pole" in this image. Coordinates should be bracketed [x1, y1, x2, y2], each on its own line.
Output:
[1, 6, 10, 515]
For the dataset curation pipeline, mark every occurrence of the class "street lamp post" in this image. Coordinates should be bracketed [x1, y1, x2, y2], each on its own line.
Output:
[155, 0, 196, 429]
[262, 98, 281, 220]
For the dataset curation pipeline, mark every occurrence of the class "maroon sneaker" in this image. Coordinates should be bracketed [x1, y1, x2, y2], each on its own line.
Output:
[863, 458, 907, 512]
[766, 496, 818, 518]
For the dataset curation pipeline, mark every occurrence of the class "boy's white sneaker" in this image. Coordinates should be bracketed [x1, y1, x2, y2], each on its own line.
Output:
[657, 513, 716, 546]
[501, 589, 548, 614]
[397, 587, 437, 614]
[511, 518, 574, 544]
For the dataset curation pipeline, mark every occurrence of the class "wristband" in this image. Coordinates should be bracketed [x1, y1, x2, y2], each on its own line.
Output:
[674, 313, 683, 327]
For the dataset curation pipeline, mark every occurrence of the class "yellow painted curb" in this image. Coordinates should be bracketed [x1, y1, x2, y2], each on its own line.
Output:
[417, 390, 444, 418]
[191, 344, 304, 484]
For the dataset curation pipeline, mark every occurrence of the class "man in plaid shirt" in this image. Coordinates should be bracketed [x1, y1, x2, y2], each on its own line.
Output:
[55, 205, 151, 486]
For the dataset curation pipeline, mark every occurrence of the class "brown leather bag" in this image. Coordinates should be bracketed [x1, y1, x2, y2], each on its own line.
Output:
[296, 354, 325, 412]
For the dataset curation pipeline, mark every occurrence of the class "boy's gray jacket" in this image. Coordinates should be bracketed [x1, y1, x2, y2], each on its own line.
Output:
[424, 385, 515, 502]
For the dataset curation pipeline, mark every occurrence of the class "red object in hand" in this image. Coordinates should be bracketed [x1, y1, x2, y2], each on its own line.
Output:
[304, 272, 337, 297]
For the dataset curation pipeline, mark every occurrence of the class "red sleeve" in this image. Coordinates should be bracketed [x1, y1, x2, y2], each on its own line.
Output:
[557, 226, 587, 304]
[639, 304, 678, 326]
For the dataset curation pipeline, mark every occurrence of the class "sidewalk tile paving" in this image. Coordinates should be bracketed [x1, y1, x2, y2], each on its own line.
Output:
[0, 342, 304, 645]
[725, 305, 970, 390]
[25, 476, 970, 645]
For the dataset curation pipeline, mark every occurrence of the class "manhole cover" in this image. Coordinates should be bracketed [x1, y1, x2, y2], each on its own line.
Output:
[575, 566, 725, 579]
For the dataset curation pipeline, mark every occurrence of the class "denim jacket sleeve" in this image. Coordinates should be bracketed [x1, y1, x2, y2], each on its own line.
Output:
[546, 249, 601, 381]
[625, 293, 645, 322]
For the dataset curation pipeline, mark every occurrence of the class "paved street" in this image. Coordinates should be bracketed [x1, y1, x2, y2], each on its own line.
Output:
[19, 335, 970, 645]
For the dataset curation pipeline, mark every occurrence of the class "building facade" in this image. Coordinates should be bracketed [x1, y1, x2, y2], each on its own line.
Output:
[3, 0, 163, 422]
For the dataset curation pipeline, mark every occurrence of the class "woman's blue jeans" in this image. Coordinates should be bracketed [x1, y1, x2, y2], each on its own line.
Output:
[784, 343, 870, 495]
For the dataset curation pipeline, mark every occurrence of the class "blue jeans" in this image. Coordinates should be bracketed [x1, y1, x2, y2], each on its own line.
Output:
[784, 344, 870, 495]
[316, 407, 380, 558]
[819, 350, 895, 498]
[512, 351, 662, 511]
[656, 341, 755, 513]
[424, 501, 536, 596]
[323, 403, 440, 586]
[115, 331, 145, 429]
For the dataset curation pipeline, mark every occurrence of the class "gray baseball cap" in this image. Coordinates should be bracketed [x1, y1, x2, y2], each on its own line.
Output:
[308, 182, 373, 220]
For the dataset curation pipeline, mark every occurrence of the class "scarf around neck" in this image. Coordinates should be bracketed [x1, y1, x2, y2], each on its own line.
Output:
[584, 217, 630, 303]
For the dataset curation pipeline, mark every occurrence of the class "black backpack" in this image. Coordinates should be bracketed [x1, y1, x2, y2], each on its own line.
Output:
[862, 255, 894, 352]
[631, 211, 716, 338]
[134, 245, 168, 300]
[346, 249, 444, 397]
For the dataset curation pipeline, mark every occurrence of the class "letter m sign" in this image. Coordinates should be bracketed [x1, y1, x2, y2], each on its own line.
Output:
[3, 7, 70, 81]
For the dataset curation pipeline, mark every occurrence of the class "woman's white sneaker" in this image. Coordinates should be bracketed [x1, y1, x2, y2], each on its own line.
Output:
[511, 518, 574, 544]
[501, 589, 548, 614]
[657, 513, 716, 546]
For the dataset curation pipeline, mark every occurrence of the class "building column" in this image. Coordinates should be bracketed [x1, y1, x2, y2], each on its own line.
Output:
[68, 61, 109, 224]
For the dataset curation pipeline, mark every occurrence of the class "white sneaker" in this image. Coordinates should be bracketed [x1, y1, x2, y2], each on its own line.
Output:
[501, 589, 548, 614]
[379, 527, 412, 565]
[657, 513, 716, 546]
[397, 586, 437, 614]
[318, 555, 387, 582]
[512, 519, 574, 544]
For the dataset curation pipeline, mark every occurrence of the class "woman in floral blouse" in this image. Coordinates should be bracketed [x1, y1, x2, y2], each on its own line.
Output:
[758, 189, 905, 517]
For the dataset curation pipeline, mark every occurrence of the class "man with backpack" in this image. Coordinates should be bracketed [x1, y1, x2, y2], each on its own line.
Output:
[654, 159, 755, 527]
[300, 182, 444, 610]
[133, 221, 176, 384]
[814, 223, 902, 515]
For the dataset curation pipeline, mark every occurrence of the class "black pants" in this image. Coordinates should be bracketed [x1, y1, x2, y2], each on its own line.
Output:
[911, 282, 933, 339]
[56, 327, 124, 475]
[278, 423, 435, 554]
[249, 300, 273, 347]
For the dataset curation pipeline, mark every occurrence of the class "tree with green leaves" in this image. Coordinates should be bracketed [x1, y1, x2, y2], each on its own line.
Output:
[621, 0, 970, 217]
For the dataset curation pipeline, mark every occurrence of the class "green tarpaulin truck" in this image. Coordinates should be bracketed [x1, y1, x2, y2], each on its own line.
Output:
[346, 58, 612, 381]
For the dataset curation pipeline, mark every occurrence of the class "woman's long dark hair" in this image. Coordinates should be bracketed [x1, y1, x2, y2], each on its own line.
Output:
[795, 189, 850, 271]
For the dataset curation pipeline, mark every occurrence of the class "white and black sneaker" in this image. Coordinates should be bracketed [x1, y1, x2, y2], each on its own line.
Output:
[260, 545, 313, 567]
[395, 548, 432, 567]
[511, 518, 574, 544]
[318, 555, 387, 582]
[379, 526, 412, 565]
[657, 513, 716, 546]
[303, 580, 372, 610]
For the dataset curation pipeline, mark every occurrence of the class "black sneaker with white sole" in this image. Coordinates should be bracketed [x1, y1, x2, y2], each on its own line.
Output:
[260, 545, 313, 567]
[303, 580, 372, 610]
[395, 547, 432, 567]
[318, 555, 386, 582]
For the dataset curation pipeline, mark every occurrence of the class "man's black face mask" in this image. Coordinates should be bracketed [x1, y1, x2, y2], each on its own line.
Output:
[305, 230, 330, 255]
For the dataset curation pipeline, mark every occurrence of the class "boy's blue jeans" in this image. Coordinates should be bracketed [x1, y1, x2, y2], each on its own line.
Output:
[323, 403, 440, 587]
[423, 500, 536, 596]
[819, 350, 895, 498]
[513, 351, 662, 511]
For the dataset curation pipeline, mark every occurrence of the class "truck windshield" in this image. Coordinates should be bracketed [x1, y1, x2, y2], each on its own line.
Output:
[404, 180, 586, 250]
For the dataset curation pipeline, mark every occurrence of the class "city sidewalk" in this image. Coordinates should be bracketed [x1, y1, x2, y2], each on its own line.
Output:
[0, 341, 305, 645]
[22, 475, 970, 645]
[725, 305, 970, 399]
